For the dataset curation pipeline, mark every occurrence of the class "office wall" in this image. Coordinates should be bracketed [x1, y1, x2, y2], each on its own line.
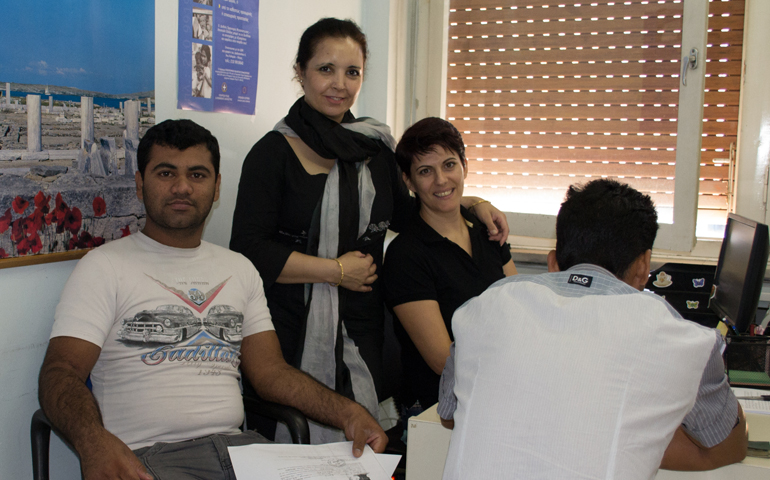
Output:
[0, 260, 81, 479]
[0, 1, 389, 478]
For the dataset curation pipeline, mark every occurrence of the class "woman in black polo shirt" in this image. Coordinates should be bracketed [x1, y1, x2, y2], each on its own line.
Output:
[383, 117, 517, 413]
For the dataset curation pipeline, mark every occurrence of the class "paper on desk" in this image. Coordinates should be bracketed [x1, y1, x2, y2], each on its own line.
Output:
[373, 453, 401, 477]
[228, 441, 398, 480]
[732, 387, 770, 415]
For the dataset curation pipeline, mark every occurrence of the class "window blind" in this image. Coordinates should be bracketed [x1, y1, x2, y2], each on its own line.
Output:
[446, 0, 743, 223]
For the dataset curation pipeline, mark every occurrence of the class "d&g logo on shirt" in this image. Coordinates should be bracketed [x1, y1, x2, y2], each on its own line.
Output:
[568, 274, 593, 288]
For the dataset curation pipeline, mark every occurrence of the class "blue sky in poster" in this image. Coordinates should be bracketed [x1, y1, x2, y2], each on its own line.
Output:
[0, 0, 154, 95]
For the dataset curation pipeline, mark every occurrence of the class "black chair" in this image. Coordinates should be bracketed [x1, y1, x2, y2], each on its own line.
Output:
[242, 395, 310, 444]
[31, 397, 310, 480]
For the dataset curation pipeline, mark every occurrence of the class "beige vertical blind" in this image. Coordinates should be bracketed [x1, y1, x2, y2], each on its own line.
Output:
[446, 0, 743, 218]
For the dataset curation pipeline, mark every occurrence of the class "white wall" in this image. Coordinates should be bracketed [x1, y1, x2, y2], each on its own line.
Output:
[0, 260, 81, 479]
[0, 1, 389, 478]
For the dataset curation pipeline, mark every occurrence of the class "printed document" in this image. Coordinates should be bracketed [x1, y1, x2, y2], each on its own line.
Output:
[228, 441, 399, 480]
[732, 387, 770, 415]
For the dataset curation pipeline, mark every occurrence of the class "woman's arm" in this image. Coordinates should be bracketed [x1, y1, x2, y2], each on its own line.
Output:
[503, 259, 518, 276]
[461, 196, 510, 245]
[231, 134, 379, 293]
[392, 300, 452, 375]
[277, 250, 378, 293]
[231, 135, 301, 288]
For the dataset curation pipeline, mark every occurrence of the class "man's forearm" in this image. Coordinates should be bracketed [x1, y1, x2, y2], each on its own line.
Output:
[250, 361, 359, 430]
[240, 331, 387, 454]
[39, 361, 107, 455]
[660, 406, 748, 471]
[39, 337, 152, 480]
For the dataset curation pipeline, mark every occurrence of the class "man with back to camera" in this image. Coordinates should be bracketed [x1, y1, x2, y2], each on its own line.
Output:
[438, 179, 747, 479]
[37, 119, 386, 480]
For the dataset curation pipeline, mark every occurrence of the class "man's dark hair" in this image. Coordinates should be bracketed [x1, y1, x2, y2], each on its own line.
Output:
[395, 117, 466, 178]
[555, 179, 658, 278]
[136, 119, 220, 177]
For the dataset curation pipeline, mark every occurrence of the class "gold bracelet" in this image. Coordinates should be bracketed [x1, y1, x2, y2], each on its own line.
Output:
[468, 198, 490, 211]
[330, 258, 344, 287]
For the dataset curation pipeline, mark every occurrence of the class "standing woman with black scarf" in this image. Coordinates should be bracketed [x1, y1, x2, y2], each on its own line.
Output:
[230, 17, 509, 444]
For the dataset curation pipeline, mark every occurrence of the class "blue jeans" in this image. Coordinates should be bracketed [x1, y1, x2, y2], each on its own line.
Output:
[132, 430, 269, 480]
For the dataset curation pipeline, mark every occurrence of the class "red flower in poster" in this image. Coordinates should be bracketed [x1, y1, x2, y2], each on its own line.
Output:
[11, 218, 26, 243]
[12, 196, 29, 215]
[93, 196, 106, 217]
[63, 207, 82, 234]
[121, 225, 132, 237]
[0, 248, 8, 259]
[16, 237, 30, 256]
[0, 208, 11, 234]
[53, 192, 69, 223]
[28, 232, 43, 254]
[68, 231, 105, 250]
[27, 209, 45, 232]
[78, 231, 93, 248]
[34, 191, 51, 212]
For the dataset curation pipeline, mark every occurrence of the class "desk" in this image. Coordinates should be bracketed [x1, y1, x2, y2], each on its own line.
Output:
[406, 405, 770, 480]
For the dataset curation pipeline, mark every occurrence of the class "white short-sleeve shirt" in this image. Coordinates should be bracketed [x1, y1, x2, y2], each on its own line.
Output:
[52, 232, 274, 450]
[439, 264, 737, 480]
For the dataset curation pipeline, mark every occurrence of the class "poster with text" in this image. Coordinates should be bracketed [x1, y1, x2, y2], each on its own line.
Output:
[177, 0, 259, 115]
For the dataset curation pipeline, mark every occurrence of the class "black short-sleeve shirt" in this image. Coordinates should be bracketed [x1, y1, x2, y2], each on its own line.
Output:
[383, 207, 511, 408]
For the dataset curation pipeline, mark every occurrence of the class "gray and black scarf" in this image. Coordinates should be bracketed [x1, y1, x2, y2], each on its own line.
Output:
[273, 97, 395, 444]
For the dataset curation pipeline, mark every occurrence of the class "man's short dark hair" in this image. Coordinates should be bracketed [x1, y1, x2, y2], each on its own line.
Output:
[555, 179, 658, 279]
[137, 119, 220, 177]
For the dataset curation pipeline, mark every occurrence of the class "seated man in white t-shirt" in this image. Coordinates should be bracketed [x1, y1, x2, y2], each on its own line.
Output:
[438, 179, 747, 480]
[38, 119, 386, 480]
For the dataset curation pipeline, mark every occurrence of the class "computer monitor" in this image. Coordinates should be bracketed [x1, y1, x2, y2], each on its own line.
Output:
[709, 214, 769, 333]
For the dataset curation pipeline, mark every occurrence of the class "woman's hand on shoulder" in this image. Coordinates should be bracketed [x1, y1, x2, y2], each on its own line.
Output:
[466, 197, 510, 245]
[335, 251, 377, 292]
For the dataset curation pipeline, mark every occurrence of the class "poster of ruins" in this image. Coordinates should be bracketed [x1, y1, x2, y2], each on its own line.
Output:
[0, 1, 154, 266]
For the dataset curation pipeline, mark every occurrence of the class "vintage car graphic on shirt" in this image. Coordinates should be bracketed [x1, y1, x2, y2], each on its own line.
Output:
[203, 305, 243, 342]
[146, 274, 231, 314]
[117, 304, 203, 343]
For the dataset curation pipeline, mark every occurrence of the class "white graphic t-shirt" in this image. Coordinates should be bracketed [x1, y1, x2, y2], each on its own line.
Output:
[51, 232, 274, 450]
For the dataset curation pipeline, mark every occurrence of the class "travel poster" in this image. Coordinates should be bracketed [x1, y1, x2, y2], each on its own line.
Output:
[177, 0, 260, 115]
[0, 1, 154, 262]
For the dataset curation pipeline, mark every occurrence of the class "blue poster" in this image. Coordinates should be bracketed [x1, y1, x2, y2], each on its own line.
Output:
[177, 0, 259, 115]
